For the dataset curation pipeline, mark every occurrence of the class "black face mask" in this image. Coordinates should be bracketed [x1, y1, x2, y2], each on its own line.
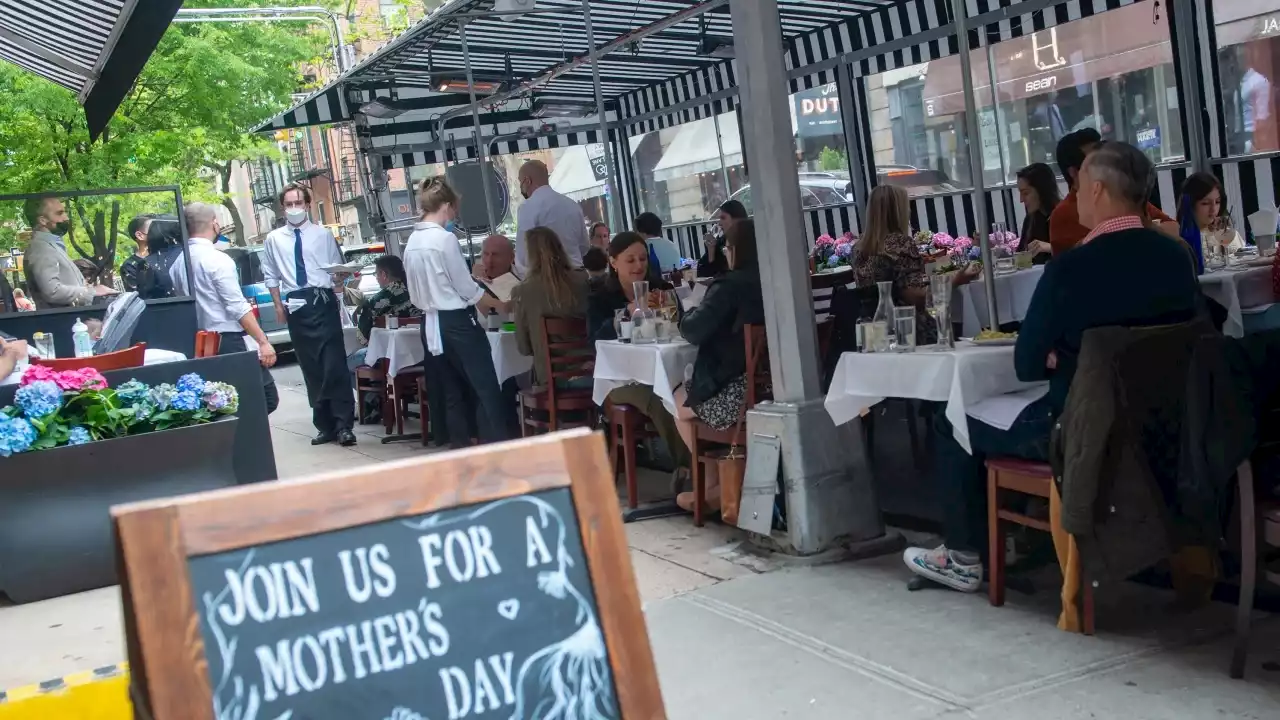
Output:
[51, 221, 70, 236]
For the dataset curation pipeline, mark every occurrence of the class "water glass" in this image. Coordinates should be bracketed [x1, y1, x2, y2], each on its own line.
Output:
[935, 302, 953, 349]
[892, 307, 916, 352]
[1014, 251, 1033, 269]
[929, 273, 951, 309]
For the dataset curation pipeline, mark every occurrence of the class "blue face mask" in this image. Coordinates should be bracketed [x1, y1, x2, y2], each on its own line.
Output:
[444, 220, 457, 233]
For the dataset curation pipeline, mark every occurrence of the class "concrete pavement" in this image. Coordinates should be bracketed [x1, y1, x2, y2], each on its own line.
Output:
[2, 361, 1278, 717]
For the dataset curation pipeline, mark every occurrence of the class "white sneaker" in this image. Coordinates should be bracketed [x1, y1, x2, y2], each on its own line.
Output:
[904, 545, 983, 593]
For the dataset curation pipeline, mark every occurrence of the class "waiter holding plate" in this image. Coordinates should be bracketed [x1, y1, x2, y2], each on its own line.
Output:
[261, 184, 356, 447]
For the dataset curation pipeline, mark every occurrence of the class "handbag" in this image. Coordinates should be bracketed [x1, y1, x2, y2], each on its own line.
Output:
[716, 417, 747, 526]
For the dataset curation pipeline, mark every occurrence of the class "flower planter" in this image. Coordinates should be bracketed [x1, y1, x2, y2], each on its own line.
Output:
[0, 417, 239, 603]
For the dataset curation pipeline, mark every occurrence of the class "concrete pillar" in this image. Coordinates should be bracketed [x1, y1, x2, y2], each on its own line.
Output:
[730, 0, 883, 555]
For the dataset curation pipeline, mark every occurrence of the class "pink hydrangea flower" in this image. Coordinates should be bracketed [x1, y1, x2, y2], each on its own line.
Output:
[20, 365, 107, 391]
[840, 231, 857, 244]
[931, 232, 954, 249]
[19, 364, 58, 387]
[954, 236, 974, 252]
[815, 233, 837, 247]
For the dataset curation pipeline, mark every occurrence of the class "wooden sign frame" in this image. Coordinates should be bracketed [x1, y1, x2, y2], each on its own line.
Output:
[112, 429, 665, 720]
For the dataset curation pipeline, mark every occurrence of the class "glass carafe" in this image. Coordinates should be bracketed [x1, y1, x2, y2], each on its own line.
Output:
[870, 280, 895, 352]
[630, 281, 657, 344]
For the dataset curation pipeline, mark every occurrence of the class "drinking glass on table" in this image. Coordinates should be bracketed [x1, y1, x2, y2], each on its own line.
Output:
[892, 306, 916, 352]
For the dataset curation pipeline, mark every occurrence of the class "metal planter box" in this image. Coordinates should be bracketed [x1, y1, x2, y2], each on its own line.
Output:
[0, 417, 239, 603]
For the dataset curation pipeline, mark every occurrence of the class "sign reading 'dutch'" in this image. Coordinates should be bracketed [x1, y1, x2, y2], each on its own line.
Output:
[112, 430, 663, 720]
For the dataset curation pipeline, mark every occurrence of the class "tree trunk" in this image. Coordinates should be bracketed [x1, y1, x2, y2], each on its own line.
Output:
[217, 161, 248, 246]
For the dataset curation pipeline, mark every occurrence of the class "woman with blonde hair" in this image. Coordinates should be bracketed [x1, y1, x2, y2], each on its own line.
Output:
[853, 185, 978, 344]
[512, 226, 591, 388]
[402, 177, 510, 447]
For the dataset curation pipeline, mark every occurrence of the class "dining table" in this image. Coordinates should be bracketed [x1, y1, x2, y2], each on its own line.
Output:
[1, 348, 187, 386]
[1197, 262, 1273, 338]
[824, 342, 1048, 454]
[953, 265, 1045, 337]
[592, 339, 698, 416]
[364, 326, 533, 383]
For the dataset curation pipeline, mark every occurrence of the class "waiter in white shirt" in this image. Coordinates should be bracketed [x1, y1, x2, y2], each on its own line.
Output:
[260, 185, 356, 446]
[172, 202, 279, 413]
[403, 177, 511, 448]
[515, 160, 591, 271]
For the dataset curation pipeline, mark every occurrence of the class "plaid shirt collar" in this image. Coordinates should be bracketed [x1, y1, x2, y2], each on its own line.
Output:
[1080, 215, 1145, 246]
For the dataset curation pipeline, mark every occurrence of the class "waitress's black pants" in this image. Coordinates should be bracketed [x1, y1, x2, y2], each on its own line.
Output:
[423, 309, 512, 448]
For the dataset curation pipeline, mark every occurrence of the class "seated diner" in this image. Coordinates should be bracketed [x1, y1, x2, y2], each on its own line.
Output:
[1177, 171, 1245, 269]
[512, 226, 591, 389]
[1015, 162, 1058, 264]
[903, 141, 1202, 592]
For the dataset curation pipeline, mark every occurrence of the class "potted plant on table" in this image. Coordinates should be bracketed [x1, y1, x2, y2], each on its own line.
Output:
[810, 232, 857, 272]
[0, 369, 243, 603]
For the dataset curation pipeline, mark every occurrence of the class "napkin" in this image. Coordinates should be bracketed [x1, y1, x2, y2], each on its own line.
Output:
[1248, 208, 1278, 236]
[286, 298, 308, 312]
[680, 282, 708, 311]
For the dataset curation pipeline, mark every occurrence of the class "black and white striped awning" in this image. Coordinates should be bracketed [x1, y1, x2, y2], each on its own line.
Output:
[252, 85, 351, 132]
[0, 0, 184, 140]
[253, 0, 903, 134]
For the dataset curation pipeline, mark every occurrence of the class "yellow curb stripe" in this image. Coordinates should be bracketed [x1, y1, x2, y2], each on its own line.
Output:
[0, 664, 131, 719]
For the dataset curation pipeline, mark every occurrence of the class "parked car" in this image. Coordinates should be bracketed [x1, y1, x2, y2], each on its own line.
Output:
[224, 242, 385, 349]
[714, 167, 961, 216]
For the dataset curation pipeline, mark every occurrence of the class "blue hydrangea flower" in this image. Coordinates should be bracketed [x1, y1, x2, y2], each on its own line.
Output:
[177, 373, 205, 394]
[202, 382, 239, 414]
[968, 246, 982, 260]
[115, 379, 150, 405]
[133, 401, 155, 421]
[67, 426, 92, 446]
[149, 383, 178, 411]
[0, 416, 36, 456]
[173, 390, 202, 412]
[14, 380, 62, 418]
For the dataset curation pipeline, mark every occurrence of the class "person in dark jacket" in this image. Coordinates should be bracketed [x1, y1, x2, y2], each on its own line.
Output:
[137, 215, 186, 299]
[905, 141, 1202, 593]
[119, 214, 154, 292]
[672, 219, 766, 510]
[697, 199, 747, 278]
[1015, 163, 1058, 264]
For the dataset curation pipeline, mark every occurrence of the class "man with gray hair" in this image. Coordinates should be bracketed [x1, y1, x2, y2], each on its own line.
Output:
[173, 201, 279, 413]
[902, 141, 1202, 593]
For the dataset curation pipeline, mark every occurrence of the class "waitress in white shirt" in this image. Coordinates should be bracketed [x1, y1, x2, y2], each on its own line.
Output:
[260, 184, 355, 447]
[403, 178, 511, 447]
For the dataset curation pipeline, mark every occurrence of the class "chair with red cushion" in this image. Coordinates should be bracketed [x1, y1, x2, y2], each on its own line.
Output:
[32, 343, 146, 372]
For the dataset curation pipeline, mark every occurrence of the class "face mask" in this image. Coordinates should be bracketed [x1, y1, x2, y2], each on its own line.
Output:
[444, 220, 457, 233]
[285, 208, 307, 225]
[51, 221, 70, 236]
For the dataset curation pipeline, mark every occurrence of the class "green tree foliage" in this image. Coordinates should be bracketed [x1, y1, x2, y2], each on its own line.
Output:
[0, 1, 329, 277]
[818, 146, 849, 173]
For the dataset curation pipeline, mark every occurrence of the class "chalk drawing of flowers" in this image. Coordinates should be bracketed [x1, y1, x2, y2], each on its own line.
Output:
[401, 493, 617, 720]
[200, 549, 292, 720]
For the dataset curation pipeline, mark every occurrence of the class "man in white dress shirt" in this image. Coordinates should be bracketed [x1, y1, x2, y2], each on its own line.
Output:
[515, 160, 591, 271]
[260, 185, 356, 446]
[172, 203, 279, 413]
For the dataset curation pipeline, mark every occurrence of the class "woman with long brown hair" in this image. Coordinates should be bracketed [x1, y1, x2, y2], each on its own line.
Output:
[512, 226, 590, 387]
[1016, 162, 1060, 263]
[853, 185, 978, 344]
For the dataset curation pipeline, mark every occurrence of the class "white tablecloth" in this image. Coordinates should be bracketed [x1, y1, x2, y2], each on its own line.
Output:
[592, 340, 698, 416]
[365, 326, 532, 382]
[955, 265, 1044, 337]
[1, 348, 188, 386]
[824, 344, 1049, 454]
[1198, 264, 1272, 338]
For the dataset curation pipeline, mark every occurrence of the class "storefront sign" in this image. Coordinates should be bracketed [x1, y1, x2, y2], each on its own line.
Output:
[586, 143, 610, 182]
[112, 430, 664, 720]
[1261, 15, 1280, 37]
[1136, 126, 1161, 150]
[793, 83, 843, 138]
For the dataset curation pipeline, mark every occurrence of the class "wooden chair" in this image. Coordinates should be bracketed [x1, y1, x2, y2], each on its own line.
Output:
[415, 374, 433, 447]
[32, 343, 146, 372]
[688, 324, 771, 526]
[517, 317, 596, 436]
[986, 457, 1095, 635]
[354, 359, 390, 427]
[604, 401, 659, 510]
[194, 331, 220, 358]
[387, 366, 425, 437]
[1230, 458, 1276, 679]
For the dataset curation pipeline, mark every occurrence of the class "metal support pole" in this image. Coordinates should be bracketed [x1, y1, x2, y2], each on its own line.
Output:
[583, 0, 623, 231]
[835, 62, 868, 222]
[951, 0, 999, 329]
[712, 112, 732, 200]
[984, 41, 1016, 230]
[459, 20, 498, 232]
[1173, 0, 1209, 172]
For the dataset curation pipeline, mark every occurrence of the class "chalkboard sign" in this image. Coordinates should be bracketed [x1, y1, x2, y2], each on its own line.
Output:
[112, 430, 663, 720]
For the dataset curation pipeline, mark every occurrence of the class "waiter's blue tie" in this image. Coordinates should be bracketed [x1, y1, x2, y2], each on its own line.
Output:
[293, 228, 307, 287]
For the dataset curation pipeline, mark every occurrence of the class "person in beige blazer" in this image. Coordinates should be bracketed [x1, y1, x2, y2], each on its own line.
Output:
[22, 198, 114, 309]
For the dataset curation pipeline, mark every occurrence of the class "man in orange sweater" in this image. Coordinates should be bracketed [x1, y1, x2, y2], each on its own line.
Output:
[1048, 128, 1179, 256]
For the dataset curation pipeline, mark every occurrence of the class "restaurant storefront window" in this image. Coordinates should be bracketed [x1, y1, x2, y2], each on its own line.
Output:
[871, 3, 1184, 194]
[1215, 0, 1280, 155]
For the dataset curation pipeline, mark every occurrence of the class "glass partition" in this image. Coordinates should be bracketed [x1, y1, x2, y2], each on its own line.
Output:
[630, 112, 746, 225]
[0, 188, 188, 316]
[1214, 0, 1280, 156]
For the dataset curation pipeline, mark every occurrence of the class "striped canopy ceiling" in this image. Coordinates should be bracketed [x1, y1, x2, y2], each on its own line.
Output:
[255, 0, 903, 131]
[0, 0, 184, 140]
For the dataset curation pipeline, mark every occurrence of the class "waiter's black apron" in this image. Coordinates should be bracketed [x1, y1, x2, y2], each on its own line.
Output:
[286, 287, 353, 433]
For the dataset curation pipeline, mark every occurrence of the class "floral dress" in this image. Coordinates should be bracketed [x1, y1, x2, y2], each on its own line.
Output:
[852, 232, 938, 345]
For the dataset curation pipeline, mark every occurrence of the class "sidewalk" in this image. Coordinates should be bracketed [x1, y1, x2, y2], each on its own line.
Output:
[1, 365, 1278, 717]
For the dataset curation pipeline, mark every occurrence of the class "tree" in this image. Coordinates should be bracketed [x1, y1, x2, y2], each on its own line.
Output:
[0, 0, 328, 274]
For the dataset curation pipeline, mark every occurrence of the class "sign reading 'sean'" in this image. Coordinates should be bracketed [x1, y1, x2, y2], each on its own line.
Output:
[186, 487, 619, 720]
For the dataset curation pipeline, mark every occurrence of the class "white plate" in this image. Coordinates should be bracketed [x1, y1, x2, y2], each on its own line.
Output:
[971, 337, 1018, 346]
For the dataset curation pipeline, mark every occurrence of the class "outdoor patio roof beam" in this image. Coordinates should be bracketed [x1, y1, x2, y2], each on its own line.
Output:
[436, 0, 728, 127]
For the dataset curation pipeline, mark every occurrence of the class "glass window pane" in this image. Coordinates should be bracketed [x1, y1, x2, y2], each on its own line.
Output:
[1214, 0, 1280, 156]
[868, 62, 972, 197]
[791, 83, 851, 209]
[628, 113, 745, 225]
